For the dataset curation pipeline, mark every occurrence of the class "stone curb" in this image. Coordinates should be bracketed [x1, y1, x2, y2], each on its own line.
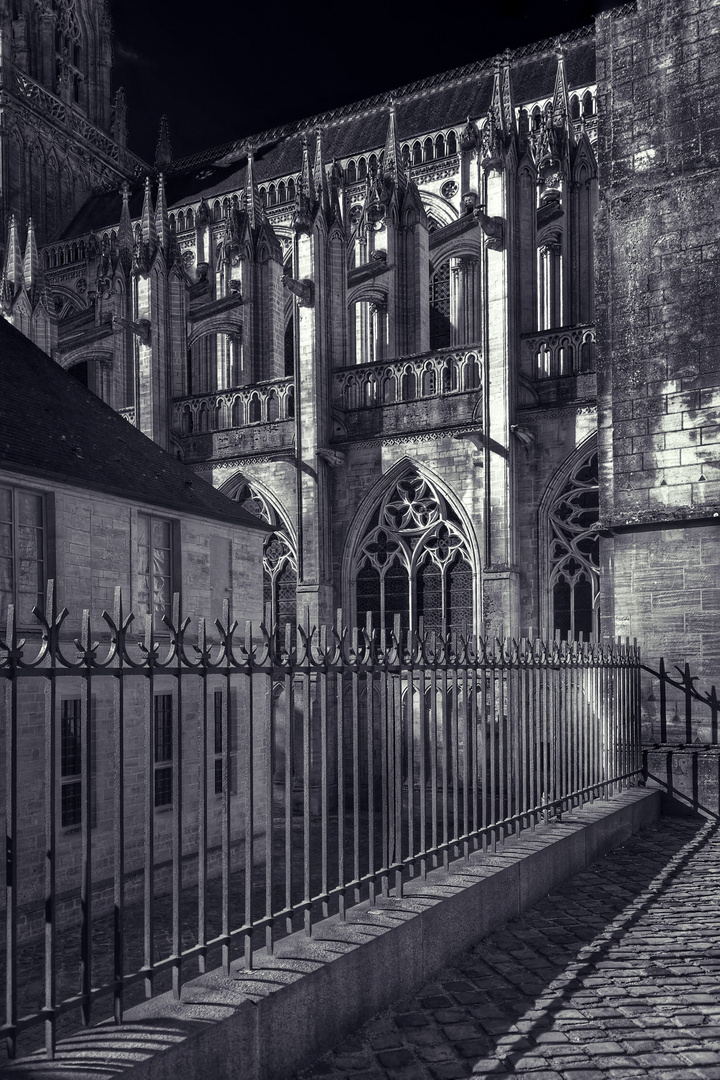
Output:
[0, 788, 659, 1080]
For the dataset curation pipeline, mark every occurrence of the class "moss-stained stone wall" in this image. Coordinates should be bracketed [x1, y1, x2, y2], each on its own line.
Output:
[596, 0, 720, 706]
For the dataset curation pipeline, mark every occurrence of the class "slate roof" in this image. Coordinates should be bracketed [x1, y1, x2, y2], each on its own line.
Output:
[60, 26, 596, 239]
[0, 317, 269, 530]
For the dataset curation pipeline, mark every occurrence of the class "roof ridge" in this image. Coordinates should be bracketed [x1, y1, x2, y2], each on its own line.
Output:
[166, 22, 594, 175]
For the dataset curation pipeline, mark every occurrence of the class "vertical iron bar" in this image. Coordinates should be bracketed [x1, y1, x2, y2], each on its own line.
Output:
[80, 611, 93, 1025]
[497, 646, 505, 845]
[418, 651, 427, 879]
[440, 656, 449, 868]
[461, 654, 469, 862]
[264, 660, 274, 955]
[530, 641, 538, 829]
[196, 620, 208, 975]
[470, 658, 478, 851]
[284, 666, 293, 933]
[519, 640, 528, 832]
[320, 631, 330, 919]
[302, 638, 311, 935]
[221, 629, 231, 975]
[451, 656, 459, 858]
[243, 623, 255, 969]
[489, 645, 497, 851]
[336, 621, 345, 919]
[380, 649, 389, 898]
[406, 636, 415, 876]
[479, 658, 488, 852]
[429, 653, 438, 866]
[143, 622, 154, 1000]
[171, 596, 183, 999]
[659, 657, 667, 744]
[393, 617, 403, 898]
[43, 585, 58, 1056]
[4, 611, 18, 1060]
[112, 591, 125, 1023]
[351, 631, 360, 904]
[365, 651, 376, 903]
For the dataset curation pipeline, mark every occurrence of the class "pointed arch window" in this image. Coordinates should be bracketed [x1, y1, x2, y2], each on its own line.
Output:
[547, 451, 600, 640]
[228, 482, 297, 642]
[354, 471, 474, 638]
[429, 261, 451, 349]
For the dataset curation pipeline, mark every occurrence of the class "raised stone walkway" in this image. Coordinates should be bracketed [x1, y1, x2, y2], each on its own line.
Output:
[297, 816, 720, 1080]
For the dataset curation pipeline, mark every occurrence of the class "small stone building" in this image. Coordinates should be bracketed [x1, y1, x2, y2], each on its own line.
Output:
[0, 316, 269, 928]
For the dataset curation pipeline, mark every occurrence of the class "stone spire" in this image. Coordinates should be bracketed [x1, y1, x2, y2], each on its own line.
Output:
[244, 145, 260, 229]
[118, 181, 134, 271]
[23, 217, 40, 295]
[140, 175, 156, 250]
[154, 173, 170, 253]
[301, 135, 313, 197]
[551, 44, 575, 146]
[329, 158, 344, 229]
[383, 102, 406, 188]
[4, 214, 23, 292]
[294, 136, 314, 233]
[154, 115, 172, 170]
[500, 49, 516, 139]
[313, 128, 330, 215]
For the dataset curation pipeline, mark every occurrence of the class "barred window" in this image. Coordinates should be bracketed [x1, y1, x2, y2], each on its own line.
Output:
[0, 485, 45, 626]
[154, 694, 173, 807]
[137, 514, 175, 634]
[61, 698, 82, 828]
[354, 471, 474, 639]
[548, 452, 600, 640]
[213, 689, 237, 795]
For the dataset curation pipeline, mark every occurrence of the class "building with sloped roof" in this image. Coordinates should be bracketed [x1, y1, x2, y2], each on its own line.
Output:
[0, 0, 718, 722]
[0, 312, 269, 634]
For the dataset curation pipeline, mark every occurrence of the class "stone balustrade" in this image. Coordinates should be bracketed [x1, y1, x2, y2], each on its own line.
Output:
[522, 324, 596, 380]
[172, 376, 294, 435]
[118, 406, 136, 426]
[334, 347, 482, 411]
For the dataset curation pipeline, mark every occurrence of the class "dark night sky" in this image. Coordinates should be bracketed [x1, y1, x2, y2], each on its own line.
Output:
[109, 1, 618, 166]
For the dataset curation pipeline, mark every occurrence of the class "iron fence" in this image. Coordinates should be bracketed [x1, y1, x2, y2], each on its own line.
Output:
[1, 582, 642, 1061]
[641, 660, 719, 745]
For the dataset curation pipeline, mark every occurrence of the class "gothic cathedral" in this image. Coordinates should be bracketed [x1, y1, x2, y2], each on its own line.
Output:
[1, 0, 719, 689]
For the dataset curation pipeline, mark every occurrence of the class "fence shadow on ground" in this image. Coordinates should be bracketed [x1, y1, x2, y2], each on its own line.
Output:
[298, 815, 716, 1079]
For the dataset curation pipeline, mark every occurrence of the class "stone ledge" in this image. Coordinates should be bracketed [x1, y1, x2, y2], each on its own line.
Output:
[0, 787, 659, 1080]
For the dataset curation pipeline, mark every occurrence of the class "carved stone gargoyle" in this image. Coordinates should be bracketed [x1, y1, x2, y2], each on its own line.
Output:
[282, 274, 314, 308]
[111, 314, 151, 346]
[475, 208, 504, 251]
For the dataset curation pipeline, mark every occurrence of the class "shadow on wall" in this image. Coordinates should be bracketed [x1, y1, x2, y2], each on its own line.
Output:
[641, 660, 720, 817]
[643, 747, 720, 818]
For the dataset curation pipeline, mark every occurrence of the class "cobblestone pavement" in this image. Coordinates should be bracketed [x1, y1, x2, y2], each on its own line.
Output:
[297, 816, 720, 1080]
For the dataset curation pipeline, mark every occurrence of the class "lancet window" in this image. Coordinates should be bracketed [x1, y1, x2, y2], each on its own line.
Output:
[429, 257, 480, 349]
[547, 452, 600, 640]
[228, 482, 297, 641]
[429, 262, 451, 348]
[53, 0, 82, 104]
[354, 471, 473, 639]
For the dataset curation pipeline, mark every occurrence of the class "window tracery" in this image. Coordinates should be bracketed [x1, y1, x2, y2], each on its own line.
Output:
[429, 261, 451, 347]
[547, 451, 600, 639]
[229, 482, 297, 640]
[354, 471, 473, 638]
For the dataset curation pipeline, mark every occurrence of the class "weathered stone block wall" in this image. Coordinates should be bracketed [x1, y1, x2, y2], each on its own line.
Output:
[0, 469, 266, 929]
[595, 0, 720, 703]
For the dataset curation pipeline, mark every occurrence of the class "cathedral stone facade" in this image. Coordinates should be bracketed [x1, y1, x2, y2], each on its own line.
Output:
[1, 0, 718, 692]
